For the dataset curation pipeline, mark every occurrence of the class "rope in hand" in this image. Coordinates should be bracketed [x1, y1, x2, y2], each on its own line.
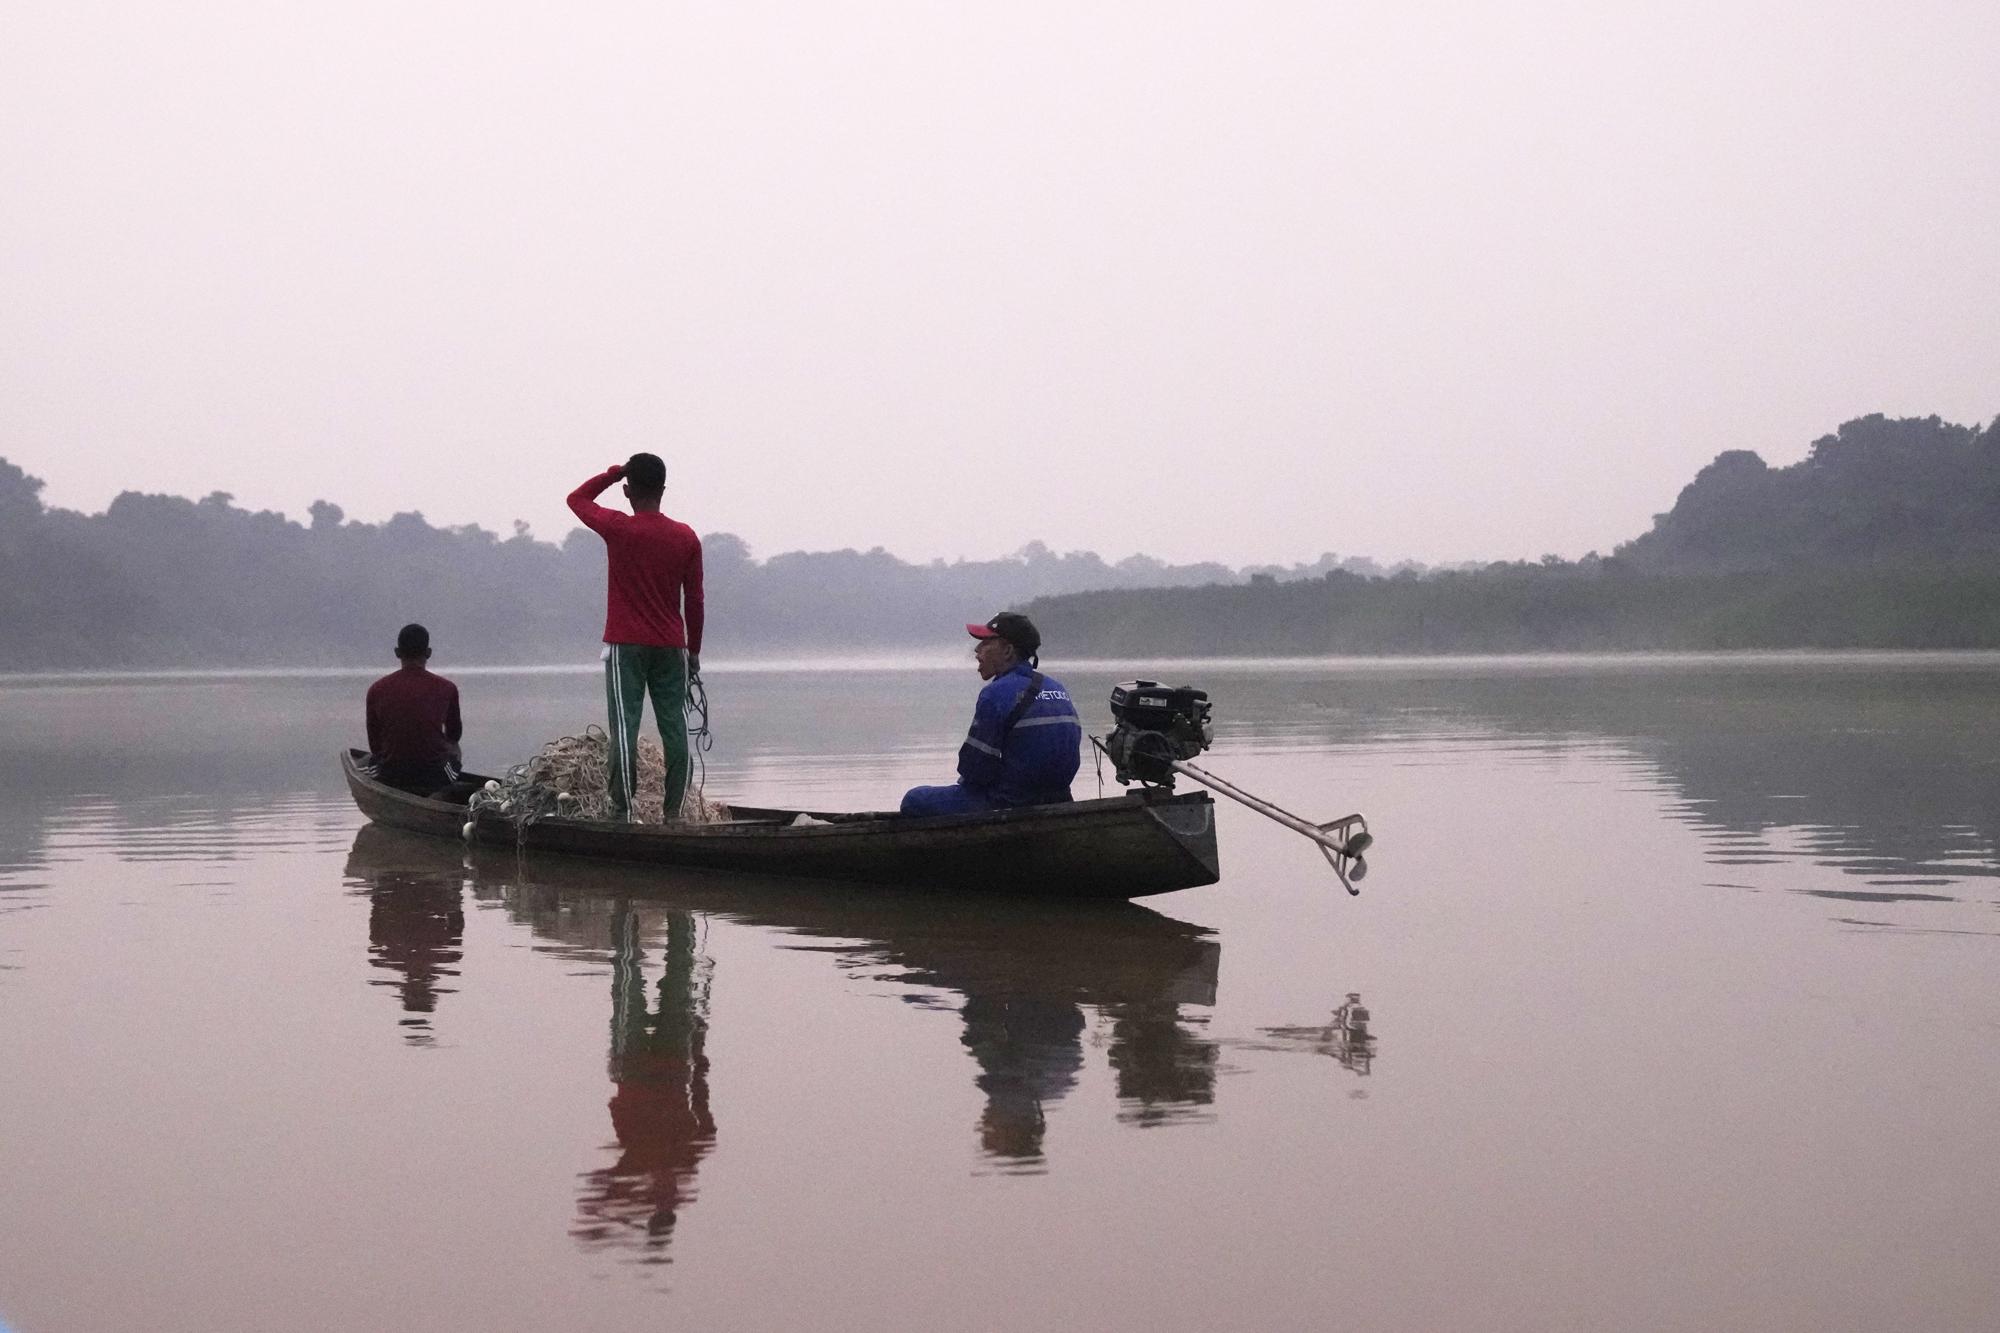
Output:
[686, 664, 713, 803]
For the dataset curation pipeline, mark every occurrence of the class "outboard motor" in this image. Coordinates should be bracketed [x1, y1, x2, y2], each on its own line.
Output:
[1103, 680, 1213, 789]
[1091, 678, 1375, 895]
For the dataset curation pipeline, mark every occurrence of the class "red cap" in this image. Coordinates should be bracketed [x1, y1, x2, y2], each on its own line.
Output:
[966, 612, 1040, 657]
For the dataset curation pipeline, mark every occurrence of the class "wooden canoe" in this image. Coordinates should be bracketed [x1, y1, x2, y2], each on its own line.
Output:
[339, 748, 1221, 899]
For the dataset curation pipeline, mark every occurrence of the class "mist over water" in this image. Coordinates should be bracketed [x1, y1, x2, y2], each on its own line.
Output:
[3, 654, 1998, 1330]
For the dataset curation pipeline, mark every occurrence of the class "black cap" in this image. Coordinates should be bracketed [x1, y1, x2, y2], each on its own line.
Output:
[395, 623, 431, 657]
[967, 612, 1041, 659]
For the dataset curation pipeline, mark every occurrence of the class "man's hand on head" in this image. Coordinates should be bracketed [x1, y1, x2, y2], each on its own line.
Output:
[606, 463, 626, 479]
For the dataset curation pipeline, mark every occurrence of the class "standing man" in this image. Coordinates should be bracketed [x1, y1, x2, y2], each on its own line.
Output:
[901, 612, 1081, 817]
[365, 623, 465, 797]
[568, 453, 705, 821]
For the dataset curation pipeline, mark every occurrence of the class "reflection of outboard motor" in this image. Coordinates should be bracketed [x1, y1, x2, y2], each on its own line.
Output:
[1103, 680, 1213, 790]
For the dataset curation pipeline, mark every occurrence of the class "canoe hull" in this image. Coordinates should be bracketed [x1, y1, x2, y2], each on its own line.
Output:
[340, 750, 1219, 900]
[341, 752, 483, 839]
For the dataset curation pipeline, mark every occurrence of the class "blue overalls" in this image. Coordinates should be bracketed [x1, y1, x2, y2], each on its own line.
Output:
[900, 663, 1083, 816]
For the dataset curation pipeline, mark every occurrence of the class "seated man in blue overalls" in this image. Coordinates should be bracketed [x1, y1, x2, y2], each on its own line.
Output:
[901, 612, 1082, 817]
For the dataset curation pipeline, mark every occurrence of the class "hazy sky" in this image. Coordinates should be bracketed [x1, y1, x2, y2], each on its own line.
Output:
[4, 2, 1995, 565]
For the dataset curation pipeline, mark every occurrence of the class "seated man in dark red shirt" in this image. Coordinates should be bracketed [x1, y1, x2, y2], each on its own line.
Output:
[365, 623, 465, 797]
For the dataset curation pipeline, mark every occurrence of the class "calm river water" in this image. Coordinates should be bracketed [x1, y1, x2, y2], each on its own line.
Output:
[3, 654, 1998, 1331]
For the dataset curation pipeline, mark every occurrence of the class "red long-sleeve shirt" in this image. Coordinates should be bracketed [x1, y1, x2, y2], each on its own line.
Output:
[365, 665, 462, 766]
[567, 469, 705, 652]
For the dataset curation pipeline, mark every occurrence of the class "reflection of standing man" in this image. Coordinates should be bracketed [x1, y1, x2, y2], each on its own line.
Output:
[567, 454, 705, 821]
[573, 909, 716, 1261]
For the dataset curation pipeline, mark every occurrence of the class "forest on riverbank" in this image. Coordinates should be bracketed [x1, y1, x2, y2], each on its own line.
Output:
[0, 457, 1400, 669]
[1031, 413, 2000, 655]
[4, 412, 1996, 669]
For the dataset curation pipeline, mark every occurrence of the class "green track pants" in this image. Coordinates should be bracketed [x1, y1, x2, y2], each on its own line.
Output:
[603, 643, 690, 820]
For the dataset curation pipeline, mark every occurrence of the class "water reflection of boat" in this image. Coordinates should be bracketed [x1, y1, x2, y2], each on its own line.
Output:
[344, 825, 1224, 1185]
[340, 747, 1221, 899]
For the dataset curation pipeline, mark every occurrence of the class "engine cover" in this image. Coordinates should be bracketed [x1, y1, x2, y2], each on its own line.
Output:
[1103, 680, 1212, 789]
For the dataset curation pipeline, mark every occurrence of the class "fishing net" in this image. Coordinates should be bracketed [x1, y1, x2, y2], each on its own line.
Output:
[466, 725, 729, 830]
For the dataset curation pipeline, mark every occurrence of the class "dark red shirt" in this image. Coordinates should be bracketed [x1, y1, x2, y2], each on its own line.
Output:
[365, 665, 462, 767]
[567, 469, 705, 652]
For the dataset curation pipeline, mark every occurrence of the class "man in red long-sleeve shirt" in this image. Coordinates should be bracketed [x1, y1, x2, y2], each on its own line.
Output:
[568, 453, 705, 821]
[365, 622, 464, 796]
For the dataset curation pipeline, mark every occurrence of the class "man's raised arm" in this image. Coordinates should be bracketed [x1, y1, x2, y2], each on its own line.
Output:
[566, 464, 626, 533]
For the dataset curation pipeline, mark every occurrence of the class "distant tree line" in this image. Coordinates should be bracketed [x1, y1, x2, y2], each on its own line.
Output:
[0, 457, 1395, 669]
[1031, 413, 2000, 656]
[4, 412, 1996, 669]
[1032, 562, 2000, 656]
